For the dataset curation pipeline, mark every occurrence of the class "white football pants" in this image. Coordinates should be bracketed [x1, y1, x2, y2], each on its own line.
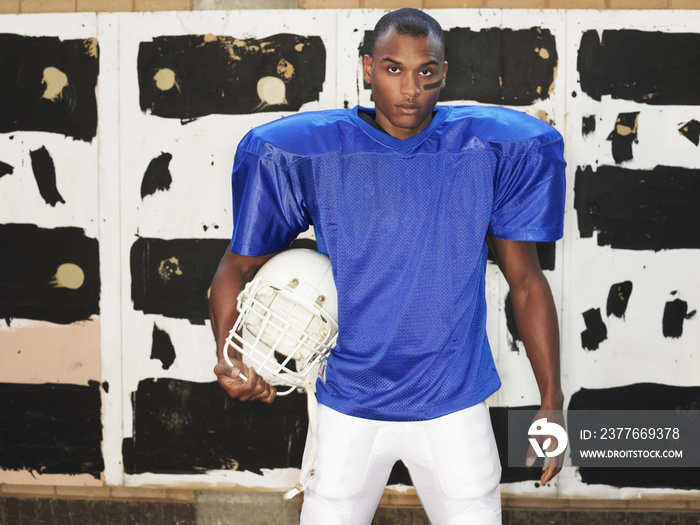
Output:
[299, 401, 502, 525]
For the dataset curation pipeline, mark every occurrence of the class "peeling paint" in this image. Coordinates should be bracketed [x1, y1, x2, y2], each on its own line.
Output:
[137, 33, 325, 119]
[0, 34, 98, 141]
[578, 29, 700, 105]
[574, 165, 700, 250]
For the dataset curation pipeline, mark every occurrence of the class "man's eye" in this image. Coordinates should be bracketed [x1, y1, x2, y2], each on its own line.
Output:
[419, 69, 433, 77]
[387, 66, 400, 73]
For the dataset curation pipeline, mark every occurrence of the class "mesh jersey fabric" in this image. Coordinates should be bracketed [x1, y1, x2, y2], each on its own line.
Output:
[230, 104, 566, 422]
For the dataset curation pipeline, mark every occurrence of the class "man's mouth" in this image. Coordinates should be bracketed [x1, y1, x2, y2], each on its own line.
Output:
[396, 104, 420, 115]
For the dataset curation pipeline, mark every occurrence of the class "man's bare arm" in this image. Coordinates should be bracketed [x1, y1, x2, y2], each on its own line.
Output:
[209, 248, 276, 403]
[486, 236, 564, 484]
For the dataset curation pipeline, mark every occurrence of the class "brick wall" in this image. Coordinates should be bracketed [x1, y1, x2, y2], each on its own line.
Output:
[0, 0, 697, 14]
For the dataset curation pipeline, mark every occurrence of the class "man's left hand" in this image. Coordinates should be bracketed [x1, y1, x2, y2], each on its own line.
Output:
[525, 407, 566, 485]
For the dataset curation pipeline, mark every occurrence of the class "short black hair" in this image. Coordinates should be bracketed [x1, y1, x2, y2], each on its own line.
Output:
[371, 8, 445, 55]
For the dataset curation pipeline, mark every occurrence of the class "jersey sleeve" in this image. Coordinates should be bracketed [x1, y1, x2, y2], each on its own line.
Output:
[229, 134, 310, 256]
[488, 134, 566, 242]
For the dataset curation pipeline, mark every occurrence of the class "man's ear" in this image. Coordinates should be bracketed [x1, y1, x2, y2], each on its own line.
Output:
[442, 60, 448, 88]
[362, 54, 373, 84]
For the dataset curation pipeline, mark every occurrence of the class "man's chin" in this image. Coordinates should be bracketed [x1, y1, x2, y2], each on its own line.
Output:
[390, 116, 430, 135]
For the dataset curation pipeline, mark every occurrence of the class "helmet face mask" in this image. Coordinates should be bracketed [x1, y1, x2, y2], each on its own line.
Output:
[223, 249, 338, 395]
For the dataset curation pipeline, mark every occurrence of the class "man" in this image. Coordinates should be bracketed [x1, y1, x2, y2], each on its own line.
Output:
[210, 8, 565, 524]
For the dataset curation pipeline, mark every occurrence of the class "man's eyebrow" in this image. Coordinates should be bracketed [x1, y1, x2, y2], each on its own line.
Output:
[379, 57, 440, 67]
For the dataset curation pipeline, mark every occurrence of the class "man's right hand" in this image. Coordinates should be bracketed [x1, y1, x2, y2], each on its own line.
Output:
[214, 357, 277, 403]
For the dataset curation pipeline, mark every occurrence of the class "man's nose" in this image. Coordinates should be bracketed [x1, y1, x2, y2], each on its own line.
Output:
[401, 75, 421, 97]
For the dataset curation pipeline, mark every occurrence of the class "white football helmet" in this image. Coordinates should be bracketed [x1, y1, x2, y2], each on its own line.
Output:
[223, 248, 338, 395]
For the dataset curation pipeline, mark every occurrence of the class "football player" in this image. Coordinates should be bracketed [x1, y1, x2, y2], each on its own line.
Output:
[210, 8, 565, 523]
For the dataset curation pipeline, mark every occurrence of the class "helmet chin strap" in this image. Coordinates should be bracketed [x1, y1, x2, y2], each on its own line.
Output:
[284, 374, 320, 500]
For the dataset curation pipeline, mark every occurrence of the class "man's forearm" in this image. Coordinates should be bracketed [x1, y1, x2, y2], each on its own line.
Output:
[510, 273, 564, 409]
[209, 249, 276, 361]
[209, 265, 245, 361]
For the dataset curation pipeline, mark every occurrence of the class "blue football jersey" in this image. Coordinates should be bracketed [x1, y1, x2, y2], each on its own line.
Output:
[230, 105, 565, 421]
